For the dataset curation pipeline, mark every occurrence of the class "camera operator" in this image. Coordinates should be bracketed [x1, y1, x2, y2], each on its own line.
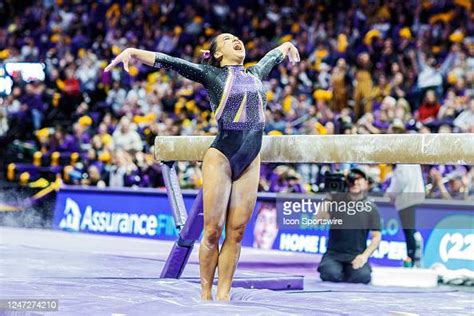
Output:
[317, 168, 381, 284]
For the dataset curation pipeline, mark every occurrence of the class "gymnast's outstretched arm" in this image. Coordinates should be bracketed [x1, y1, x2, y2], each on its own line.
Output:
[249, 42, 300, 80]
[105, 48, 216, 85]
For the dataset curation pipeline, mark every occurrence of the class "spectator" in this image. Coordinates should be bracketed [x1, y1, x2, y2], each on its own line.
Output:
[353, 53, 374, 119]
[72, 119, 91, 151]
[428, 169, 470, 201]
[48, 126, 78, 153]
[106, 81, 127, 115]
[416, 90, 441, 123]
[371, 74, 391, 105]
[112, 116, 143, 153]
[81, 165, 106, 188]
[21, 83, 46, 130]
[107, 149, 139, 187]
[414, 43, 459, 99]
[268, 165, 305, 193]
[330, 58, 350, 112]
[454, 98, 474, 132]
[97, 123, 114, 150]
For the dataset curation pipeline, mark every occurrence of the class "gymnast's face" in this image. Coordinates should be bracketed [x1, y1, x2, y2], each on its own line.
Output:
[214, 33, 245, 65]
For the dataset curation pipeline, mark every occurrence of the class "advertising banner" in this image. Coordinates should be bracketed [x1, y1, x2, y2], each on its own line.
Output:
[53, 187, 473, 270]
[54, 187, 193, 240]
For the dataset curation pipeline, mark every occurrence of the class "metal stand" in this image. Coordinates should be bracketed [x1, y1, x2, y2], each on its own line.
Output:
[160, 162, 204, 278]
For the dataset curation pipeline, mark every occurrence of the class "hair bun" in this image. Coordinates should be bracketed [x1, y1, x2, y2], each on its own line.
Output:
[201, 50, 211, 59]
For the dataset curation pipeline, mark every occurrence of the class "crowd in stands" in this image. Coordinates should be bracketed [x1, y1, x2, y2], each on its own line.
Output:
[1, 0, 473, 200]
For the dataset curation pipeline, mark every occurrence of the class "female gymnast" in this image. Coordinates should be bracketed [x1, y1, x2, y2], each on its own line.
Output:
[105, 33, 299, 301]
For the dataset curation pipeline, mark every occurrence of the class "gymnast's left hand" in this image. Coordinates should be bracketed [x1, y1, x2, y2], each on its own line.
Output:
[105, 48, 135, 72]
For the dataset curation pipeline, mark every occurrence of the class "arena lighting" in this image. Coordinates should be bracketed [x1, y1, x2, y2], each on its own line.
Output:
[4, 62, 46, 82]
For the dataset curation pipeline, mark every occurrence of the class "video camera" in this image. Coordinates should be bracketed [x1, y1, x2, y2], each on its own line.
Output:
[323, 171, 359, 193]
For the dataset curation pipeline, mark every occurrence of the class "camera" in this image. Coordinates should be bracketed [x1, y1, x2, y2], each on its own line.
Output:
[323, 171, 359, 193]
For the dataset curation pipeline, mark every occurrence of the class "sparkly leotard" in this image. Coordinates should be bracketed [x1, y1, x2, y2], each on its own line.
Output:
[154, 49, 284, 180]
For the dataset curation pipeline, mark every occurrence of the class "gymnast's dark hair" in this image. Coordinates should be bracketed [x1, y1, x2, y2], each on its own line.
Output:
[202, 36, 222, 68]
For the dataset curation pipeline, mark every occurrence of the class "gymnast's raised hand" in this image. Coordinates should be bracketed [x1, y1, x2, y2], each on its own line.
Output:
[280, 42, 300, 64]
[105, 48, 152, 73]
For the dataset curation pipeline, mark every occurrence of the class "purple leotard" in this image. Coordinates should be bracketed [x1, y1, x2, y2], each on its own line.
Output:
[154, 49, 284, 180]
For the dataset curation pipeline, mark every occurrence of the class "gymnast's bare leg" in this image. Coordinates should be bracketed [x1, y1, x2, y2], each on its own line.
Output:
[216, 155, 260, 301]
[199, 148, 232, 300]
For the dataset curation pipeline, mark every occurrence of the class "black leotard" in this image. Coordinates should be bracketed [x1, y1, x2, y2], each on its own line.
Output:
[154, 49, 284, 180]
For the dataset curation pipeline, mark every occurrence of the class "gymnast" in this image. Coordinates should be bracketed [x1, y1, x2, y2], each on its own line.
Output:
[105, 33, 300, 301]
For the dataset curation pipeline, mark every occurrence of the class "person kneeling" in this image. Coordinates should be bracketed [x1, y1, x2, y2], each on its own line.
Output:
[317, 168, 382, 284]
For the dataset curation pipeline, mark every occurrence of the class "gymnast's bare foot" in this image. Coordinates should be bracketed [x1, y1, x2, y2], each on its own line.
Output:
[201, 292, 213, 301]
[216, 294, 230, 302]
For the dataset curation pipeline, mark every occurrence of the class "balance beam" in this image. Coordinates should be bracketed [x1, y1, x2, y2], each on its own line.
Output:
[155, 134, 474, 165]
[157, 132, 473, 280]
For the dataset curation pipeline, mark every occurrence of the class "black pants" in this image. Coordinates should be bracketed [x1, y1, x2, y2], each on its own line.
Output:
[399, 206, 417, 263]
[317, 252, 371, 284]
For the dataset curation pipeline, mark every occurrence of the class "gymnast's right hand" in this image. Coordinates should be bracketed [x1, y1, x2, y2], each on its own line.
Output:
[105, 48, 135, 72]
